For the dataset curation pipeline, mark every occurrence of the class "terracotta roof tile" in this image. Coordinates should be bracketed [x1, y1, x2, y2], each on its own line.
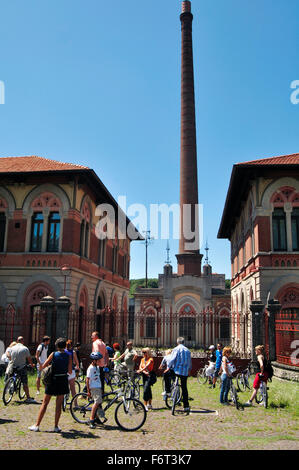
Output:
[236, 153, 299, 166]
[0, 156, 90, 173]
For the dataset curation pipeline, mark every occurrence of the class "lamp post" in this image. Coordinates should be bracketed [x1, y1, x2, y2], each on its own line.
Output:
[60, 264, 71, 296]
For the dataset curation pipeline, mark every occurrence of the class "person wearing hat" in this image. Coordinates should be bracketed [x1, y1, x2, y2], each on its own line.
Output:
[86, 351, 105, 429]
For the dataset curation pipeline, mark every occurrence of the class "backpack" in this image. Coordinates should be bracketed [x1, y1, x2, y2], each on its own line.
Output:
[264, 359, 274, 380]
[42, 364, 53, 386]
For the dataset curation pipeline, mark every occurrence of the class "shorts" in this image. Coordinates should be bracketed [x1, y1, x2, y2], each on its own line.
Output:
[91, 388, 102, 405]
[253, 372, 268, 390]
[68, 370, 76, 380]
[214, 368, 221, 378]
[16, 367, 28, 386]
[46, 375, 69, 396]
[37, 364, 45, 378]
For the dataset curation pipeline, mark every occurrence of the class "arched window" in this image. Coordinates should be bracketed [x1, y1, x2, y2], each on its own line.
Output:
[30, 213, 44, 252]
[146, 317, 155, 338]
[47, 212, 60, 252]
[291, 208, 299, 251]
[272, 208, 287, 251]
[0, 213, 6, 252]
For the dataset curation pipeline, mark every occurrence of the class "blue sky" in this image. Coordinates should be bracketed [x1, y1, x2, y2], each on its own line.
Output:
[0, 0, 298, 280]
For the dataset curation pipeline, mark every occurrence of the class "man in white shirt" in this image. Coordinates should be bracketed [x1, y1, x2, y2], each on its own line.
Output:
[9, 337, 35, 403]
[35, 336, 51, 395]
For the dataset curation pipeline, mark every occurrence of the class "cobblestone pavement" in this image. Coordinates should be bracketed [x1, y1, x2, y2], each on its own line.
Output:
[0, 377, 298, 451]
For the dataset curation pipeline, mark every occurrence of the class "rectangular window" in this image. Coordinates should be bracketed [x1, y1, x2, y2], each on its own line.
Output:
[98, 239, 106, 267]
[291, 209, 299, 251]
[30, 213, 43, 252]
[272, 209, 287, 251]
[179, 317, 196, 341]
[145, 317, 155, 338]
[84, 223, 89, 257]
[128, 306, 135, 339]
[0, 213, 6, 252]
[47, 212, 60, 252]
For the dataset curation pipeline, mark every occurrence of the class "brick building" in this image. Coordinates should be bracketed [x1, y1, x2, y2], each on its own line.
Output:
[218, 153, 299, 375]
[0, 156, 140, 351]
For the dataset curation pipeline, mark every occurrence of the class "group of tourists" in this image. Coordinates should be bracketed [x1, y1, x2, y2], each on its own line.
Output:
[1, 332, 271, 432]
[202, 342, 271, 406]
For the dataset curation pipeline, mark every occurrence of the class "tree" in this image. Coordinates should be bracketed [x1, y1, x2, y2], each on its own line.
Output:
[130, 278, 158, 297]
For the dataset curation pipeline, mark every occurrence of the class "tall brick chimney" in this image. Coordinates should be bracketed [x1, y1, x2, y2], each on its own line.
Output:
[176, 0, 203, 276]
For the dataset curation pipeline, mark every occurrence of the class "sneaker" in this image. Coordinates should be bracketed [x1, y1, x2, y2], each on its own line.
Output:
[145, 405, 149, 411]
[220, 402, 229, 406]
[28, 425, 39, 432]
[245, 401, 252, 406]
[53, 426, 61, 433]
[147, 404, 153, 410]
[25, 397, 37, 404]
[89, 421, 96, 429]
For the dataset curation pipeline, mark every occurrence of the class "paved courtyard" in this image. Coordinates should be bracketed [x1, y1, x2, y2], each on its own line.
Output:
[0, 376, 298, 451]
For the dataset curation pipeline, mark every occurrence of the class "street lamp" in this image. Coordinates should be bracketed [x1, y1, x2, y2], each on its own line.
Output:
[60, 264, 71, 296]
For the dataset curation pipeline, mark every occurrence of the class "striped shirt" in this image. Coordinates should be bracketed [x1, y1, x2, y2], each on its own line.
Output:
[167, 344, 192, 377]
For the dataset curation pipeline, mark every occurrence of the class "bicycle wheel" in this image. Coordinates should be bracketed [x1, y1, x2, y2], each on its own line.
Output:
[255, 384, 263, 404]
[114, 398, 146, 432]
[3, 378, 15, 405]
[75, 380, 81, 394]
[62, 393, 69, 412]
[109, 371, 123, 390]
[197, 368, 208, 385]
[171, 384, 181, 415]
[236, 373, 246, 392]
[18, 380, 26, 400]
[70, 393, 91, 424]
[165, 381, 180, 409]
[262, 383, 268, 409]
[229, 383, 239, 409]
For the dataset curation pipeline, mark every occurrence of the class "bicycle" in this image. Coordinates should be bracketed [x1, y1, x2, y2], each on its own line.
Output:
[255, 376, 269, 408]
[2, 366, 26, 405]
[164, 376, 184, 415]
[124, 373, 142, 400]
[227, 377, 240, 409]
[70, 388, 147, 432]
[236, 367, 253, 392]
[62, 379, 81, 412]
[196, 364, 220, 387]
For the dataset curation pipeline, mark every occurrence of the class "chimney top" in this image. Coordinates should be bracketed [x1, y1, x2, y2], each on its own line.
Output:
[182, 1, 191, 13]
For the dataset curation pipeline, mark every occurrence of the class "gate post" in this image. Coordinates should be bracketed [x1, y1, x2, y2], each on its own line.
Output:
[249, 300, 265, 371]
[267, 299, 281, 362]
[55, 296, 71, 339]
